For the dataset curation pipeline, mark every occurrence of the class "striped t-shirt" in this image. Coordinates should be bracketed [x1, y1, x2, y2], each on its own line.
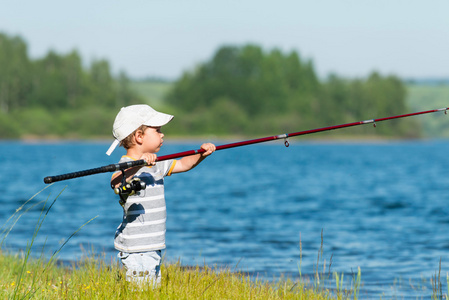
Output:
[114, 156, 176, 253]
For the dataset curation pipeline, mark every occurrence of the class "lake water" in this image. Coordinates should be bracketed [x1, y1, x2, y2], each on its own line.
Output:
[1, 140, 449, 298]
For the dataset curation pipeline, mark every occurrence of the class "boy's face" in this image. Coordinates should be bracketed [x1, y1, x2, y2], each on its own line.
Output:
[142, 126, 164, 153]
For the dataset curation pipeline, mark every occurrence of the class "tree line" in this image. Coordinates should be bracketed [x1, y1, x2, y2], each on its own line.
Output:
[0, 32, 142, 138]
[0, 32, 418, 139]
[165, 44, 418, 138]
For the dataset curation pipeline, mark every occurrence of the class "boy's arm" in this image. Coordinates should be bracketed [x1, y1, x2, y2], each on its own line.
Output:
[171, 143, 216, 174]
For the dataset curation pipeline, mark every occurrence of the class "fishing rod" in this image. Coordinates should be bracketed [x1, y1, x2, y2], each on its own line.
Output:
[43, 107, 448, 184]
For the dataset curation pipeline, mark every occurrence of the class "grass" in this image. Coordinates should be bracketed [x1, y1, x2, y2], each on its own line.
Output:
[3, 187, 447, 299]
[0, 188, 362, 299]
[0, 252, 345, 299]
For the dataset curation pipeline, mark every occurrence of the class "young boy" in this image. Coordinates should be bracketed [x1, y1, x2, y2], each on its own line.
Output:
[106, 104, 216, 286]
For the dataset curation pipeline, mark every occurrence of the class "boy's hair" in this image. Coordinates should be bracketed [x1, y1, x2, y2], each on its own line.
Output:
[120, 125, 149, 149]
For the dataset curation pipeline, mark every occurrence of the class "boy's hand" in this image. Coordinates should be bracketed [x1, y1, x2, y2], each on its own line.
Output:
[201, 143, 216, 157]
[140, 153, 157, 166]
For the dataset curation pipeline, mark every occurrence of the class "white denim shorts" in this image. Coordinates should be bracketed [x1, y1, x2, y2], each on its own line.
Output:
[118, 250, 162, 286]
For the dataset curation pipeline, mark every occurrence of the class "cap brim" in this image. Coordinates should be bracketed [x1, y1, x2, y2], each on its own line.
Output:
[142, 112, 174, 127]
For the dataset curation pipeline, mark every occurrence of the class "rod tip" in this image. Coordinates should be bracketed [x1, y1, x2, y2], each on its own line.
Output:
[43, 177, 53, 184]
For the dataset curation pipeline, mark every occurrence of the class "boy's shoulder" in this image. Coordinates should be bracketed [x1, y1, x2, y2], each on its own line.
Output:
[118, 155, 134, 163]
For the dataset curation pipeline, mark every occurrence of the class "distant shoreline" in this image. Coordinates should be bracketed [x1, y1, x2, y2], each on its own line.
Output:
[5, 134, 445, 145]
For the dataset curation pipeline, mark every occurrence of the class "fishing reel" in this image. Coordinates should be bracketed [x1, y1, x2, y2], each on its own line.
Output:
[114, 177, 146, 196]
[115, 177, 146, 207]
[115, 168, 147, 206]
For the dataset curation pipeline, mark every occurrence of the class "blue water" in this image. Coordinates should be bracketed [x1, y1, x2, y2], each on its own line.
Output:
[1, 140, 449, 298]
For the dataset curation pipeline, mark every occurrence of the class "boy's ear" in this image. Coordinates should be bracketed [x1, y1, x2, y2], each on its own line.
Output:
[134, 130, 144, 145]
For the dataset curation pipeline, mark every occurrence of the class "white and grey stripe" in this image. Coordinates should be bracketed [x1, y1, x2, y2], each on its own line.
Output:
[114, 156, 175, 253]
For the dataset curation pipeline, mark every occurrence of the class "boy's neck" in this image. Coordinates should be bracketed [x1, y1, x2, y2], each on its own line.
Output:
[126, 148, 154, 160]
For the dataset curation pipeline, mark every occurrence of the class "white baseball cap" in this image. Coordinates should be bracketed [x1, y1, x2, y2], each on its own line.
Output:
[106, 104, 174, 155]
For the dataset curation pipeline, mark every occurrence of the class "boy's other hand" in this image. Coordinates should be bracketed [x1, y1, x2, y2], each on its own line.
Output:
[141, 153, 157, 166]
[201, 143, 216, 157]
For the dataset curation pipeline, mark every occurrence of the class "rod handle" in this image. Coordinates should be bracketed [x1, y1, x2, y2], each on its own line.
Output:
[43, 159, 146, 184]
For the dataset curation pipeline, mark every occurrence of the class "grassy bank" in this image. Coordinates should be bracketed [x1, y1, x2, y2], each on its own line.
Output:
[0, 251, 353, 299]
[0, 188, 356, 299]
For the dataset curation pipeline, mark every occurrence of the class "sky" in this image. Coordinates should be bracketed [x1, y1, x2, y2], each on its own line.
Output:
[1, 0, 448, 80]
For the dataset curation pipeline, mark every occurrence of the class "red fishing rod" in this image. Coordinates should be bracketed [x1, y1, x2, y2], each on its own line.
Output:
[43, 107, 448, 184]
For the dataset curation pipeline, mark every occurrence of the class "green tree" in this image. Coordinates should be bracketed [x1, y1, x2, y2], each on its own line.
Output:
[88, 59, 116, 107]
[116, 71, 141, 108]
[30, 51, 72, 108]
[0, 31, 144, 138]
[166, 44, 320, 130]
[0, 33, 32, 112]
[167, 44, 414, 137]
